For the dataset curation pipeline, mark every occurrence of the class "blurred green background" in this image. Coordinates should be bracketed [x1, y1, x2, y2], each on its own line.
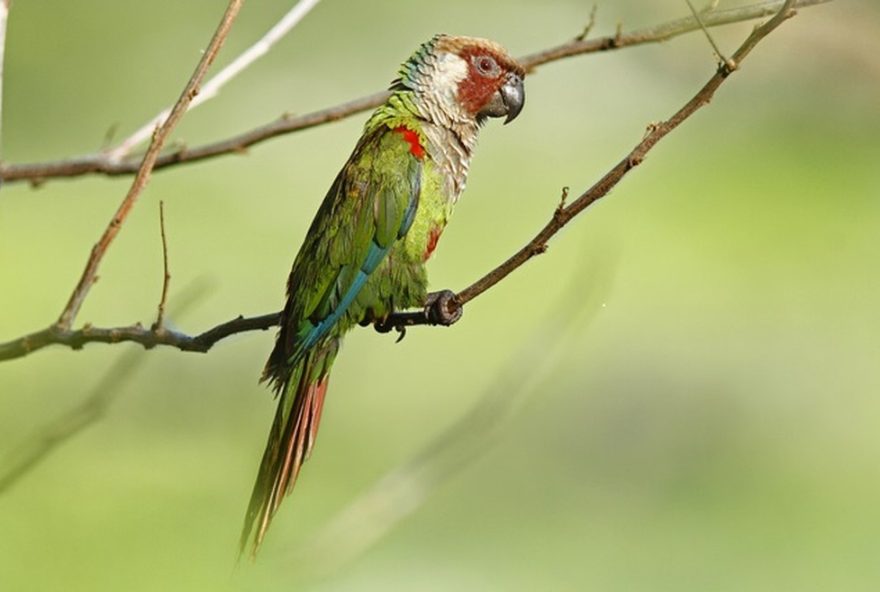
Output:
[1, 0, 878, 590]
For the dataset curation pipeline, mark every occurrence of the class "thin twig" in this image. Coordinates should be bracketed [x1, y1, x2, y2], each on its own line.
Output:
[54, 0, 244, 330]
[153, 201, 171, 330]
[0, 0, 830, 186]
[575, 5, 599, 42]
[685, 0, 735, 70]
[0, 0, 805, 363]
[105, 0, 321, 163]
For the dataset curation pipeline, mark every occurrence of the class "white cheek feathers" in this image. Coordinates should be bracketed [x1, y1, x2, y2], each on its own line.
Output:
[431, 52, 468, 88]
[416, 52, 470, 127]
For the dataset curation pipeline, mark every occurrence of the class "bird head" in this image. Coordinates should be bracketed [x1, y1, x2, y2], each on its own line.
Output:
[392, 34, 525, 128]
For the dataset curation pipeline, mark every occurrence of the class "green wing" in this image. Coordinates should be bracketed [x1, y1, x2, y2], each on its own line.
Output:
[263, 126, 422, 389]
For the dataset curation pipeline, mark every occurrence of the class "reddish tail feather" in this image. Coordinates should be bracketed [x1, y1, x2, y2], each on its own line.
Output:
[240, 341, 337, 557]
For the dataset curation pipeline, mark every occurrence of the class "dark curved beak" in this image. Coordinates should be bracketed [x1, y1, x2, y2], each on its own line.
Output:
[501, 72, 525, 125]
[478, 72, 525, 125]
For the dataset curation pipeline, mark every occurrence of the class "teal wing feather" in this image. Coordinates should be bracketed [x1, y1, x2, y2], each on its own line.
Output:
[263, 126, 422, 390]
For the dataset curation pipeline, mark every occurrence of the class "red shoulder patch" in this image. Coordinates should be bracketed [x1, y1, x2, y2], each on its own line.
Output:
[393, 126, 426, 160]
[423, 225, 444, 261]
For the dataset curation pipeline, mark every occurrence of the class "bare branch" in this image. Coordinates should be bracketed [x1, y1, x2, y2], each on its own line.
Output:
[685, 0, 735, 70]
[0, 0, 805, 363]
[0, 91, 391, 184]
[105, 0, 321, 163]
[54, 0, 244, 330]
[0, 0, 830, 186]
[574, 5, 599, 42]
[153, 201, 171, 330]
[517, 0, 817, 68]
[381, 0, 801, 326]
[0, 312, 280, 362]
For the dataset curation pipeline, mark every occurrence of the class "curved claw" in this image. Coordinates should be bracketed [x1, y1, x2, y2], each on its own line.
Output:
[372, 318, 408, 343]
[425, 290, 463, 326]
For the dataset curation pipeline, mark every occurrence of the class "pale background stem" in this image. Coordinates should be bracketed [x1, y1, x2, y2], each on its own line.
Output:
[105, 0, 322, 163]
[0, 0, 9, 161]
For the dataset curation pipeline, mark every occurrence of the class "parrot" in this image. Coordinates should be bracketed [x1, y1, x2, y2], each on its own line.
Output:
[240, 34, 525, 556]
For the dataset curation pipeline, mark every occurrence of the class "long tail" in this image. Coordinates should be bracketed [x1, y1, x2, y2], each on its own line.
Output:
[240, 339, 339, 557]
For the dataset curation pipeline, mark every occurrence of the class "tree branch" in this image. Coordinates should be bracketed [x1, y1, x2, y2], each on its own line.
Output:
[686, 0, 735, 69]
[153, 201, 171, 330]
[0, 0, 828, 186]
[54, 0, 244, 330]
[385, 0, 803, 325]
[0, 312, 280, 361]
[104, 0, 322, 163]
[0, 0, 803, 363]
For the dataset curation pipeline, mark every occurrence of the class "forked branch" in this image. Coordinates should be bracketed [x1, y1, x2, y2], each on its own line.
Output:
[0, 0, 827, 185]
[448, 0, 800, 310]
[0, 0, 804, 363]
[54, 0, 244, 331]
[104, 0, 322, 163]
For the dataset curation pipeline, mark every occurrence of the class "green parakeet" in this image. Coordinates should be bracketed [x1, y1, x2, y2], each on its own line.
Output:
[241, 34, 525, 555]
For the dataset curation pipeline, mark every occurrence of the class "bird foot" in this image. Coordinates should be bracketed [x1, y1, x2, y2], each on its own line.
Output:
[373, 316, 408, 342]
[371, 290, 463, 342]
[385, 324, 408, 343]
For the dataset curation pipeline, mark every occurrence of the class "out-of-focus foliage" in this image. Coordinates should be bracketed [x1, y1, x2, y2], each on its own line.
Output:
[1, 1, 878, 590]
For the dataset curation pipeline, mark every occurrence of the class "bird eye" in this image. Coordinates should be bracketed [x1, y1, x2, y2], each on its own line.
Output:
[473, 55, 500, 77]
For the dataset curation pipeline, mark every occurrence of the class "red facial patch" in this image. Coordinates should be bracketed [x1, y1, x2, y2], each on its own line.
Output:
[456, 47, 505, 116]
[423, 225, 444, 261]
[394, 126, 426, 160]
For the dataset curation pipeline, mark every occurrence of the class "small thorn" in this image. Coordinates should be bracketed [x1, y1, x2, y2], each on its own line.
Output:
[555, 186, 570, 219]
